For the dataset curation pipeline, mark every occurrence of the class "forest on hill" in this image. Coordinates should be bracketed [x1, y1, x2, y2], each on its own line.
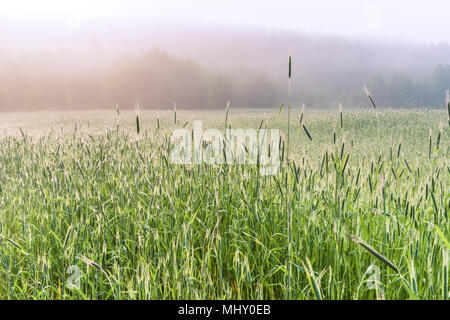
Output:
[1, 26, 450, 110]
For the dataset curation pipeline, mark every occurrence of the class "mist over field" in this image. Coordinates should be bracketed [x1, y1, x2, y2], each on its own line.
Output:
[2, 1, 450, 110]
[0, 1, 449, 302]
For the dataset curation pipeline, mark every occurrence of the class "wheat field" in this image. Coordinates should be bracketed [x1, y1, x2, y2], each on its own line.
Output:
[0, 108, 448, 299]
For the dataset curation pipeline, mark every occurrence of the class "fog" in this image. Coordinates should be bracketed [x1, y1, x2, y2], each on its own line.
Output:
[1, 1, 450, 110]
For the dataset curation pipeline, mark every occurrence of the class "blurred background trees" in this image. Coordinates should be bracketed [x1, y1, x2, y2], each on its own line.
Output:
[2, 31, 450, 110]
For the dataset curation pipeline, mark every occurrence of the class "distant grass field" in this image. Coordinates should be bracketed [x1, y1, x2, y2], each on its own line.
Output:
[0, 108, 448, 299]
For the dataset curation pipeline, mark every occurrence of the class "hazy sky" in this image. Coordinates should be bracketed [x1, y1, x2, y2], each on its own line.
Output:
[0, 0, 449, 44]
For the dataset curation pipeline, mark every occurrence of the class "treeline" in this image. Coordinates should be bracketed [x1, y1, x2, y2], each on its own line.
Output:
[363, 64, 450, 108]
[0, 49, 280, 110]
[300, 64, 450, 108]
[0, 48, 449, 110]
